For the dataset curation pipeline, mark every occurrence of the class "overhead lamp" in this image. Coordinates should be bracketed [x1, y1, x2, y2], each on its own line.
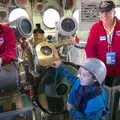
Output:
[9, 8, 29, 22]
[42, 8, 60, 28]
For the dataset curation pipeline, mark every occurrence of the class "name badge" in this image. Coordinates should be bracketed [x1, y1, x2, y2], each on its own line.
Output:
[100, 36, 106, 41]
[106, 52, 116, 65]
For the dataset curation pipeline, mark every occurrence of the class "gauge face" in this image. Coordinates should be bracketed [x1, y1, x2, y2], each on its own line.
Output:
[42, 8, 60, 28]
[59, 16, 78, 36]
[9, 8, 29, 22]
[61, 18, 75, 32]
[21, 19, 32, 34]
[40, 46, 52, 56]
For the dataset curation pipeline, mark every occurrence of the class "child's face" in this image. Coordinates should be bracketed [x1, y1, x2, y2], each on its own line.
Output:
[78, 67, 95, 86]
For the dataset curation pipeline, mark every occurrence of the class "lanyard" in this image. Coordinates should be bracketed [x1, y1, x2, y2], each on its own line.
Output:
[105, 20, 116, 52]
[107, 34, 113, 52]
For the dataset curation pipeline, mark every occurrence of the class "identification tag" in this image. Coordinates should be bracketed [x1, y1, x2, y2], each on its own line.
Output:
[106, 52, 116, 65]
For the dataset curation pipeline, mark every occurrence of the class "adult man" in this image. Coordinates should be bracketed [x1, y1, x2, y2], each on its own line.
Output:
[85, 0, 120, 86]
[0, 24, 16, 65]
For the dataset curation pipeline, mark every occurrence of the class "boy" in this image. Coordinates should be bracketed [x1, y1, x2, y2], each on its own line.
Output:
[52, 58, 108, 120]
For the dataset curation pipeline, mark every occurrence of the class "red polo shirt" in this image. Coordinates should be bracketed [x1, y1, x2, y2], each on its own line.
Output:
[85, 18, 120, 76]
[0, 24, 16, 64]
